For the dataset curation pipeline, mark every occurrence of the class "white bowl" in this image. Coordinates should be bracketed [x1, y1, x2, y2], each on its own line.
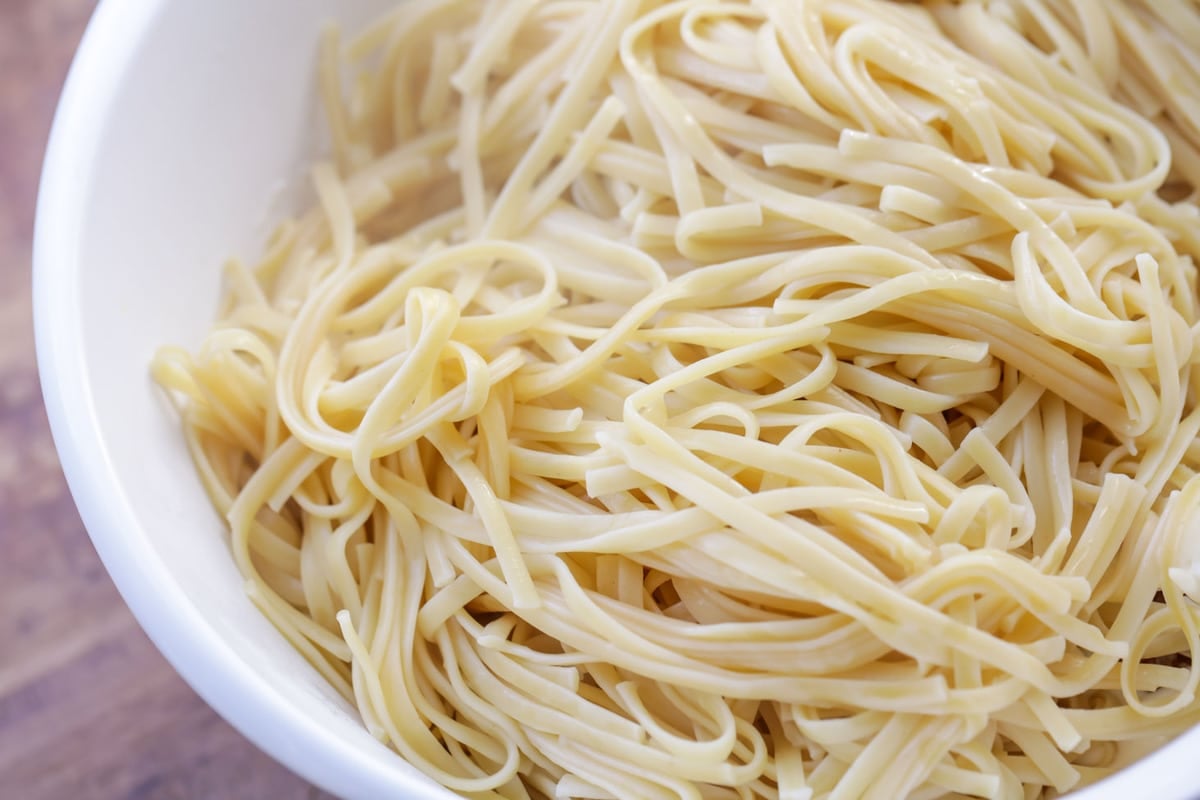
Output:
[33, 1, 454, 798]
[31, 2, 1200, 799]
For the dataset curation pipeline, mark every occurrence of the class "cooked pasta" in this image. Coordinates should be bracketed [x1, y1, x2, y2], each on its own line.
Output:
[153, 1, 1200, 797]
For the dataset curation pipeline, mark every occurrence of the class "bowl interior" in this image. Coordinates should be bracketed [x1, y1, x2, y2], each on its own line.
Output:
[36, 1, 456, 797]
[34, 2, 1200, 799]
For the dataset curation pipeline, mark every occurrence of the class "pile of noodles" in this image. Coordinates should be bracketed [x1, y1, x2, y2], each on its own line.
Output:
[153, 1, 1200, 798]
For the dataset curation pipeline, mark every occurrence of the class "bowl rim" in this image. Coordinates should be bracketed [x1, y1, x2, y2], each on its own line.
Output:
[31, 1, 445, 798]
[31, 2, 1200, 799]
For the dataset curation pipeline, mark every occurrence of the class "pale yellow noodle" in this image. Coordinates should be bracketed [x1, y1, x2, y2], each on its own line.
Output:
[154, 1, 1200, 798]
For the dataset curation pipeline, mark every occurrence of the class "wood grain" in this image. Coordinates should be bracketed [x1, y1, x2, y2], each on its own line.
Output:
[0, 2, 335, 797]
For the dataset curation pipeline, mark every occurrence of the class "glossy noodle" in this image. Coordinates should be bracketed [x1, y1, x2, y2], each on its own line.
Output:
[153, 1, 1200, 797]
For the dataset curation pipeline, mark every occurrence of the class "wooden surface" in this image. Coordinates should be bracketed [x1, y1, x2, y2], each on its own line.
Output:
[0, 3, 334, 798]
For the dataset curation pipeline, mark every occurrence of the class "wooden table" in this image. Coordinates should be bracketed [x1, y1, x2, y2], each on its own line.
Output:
[0, 3, 334, 797]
